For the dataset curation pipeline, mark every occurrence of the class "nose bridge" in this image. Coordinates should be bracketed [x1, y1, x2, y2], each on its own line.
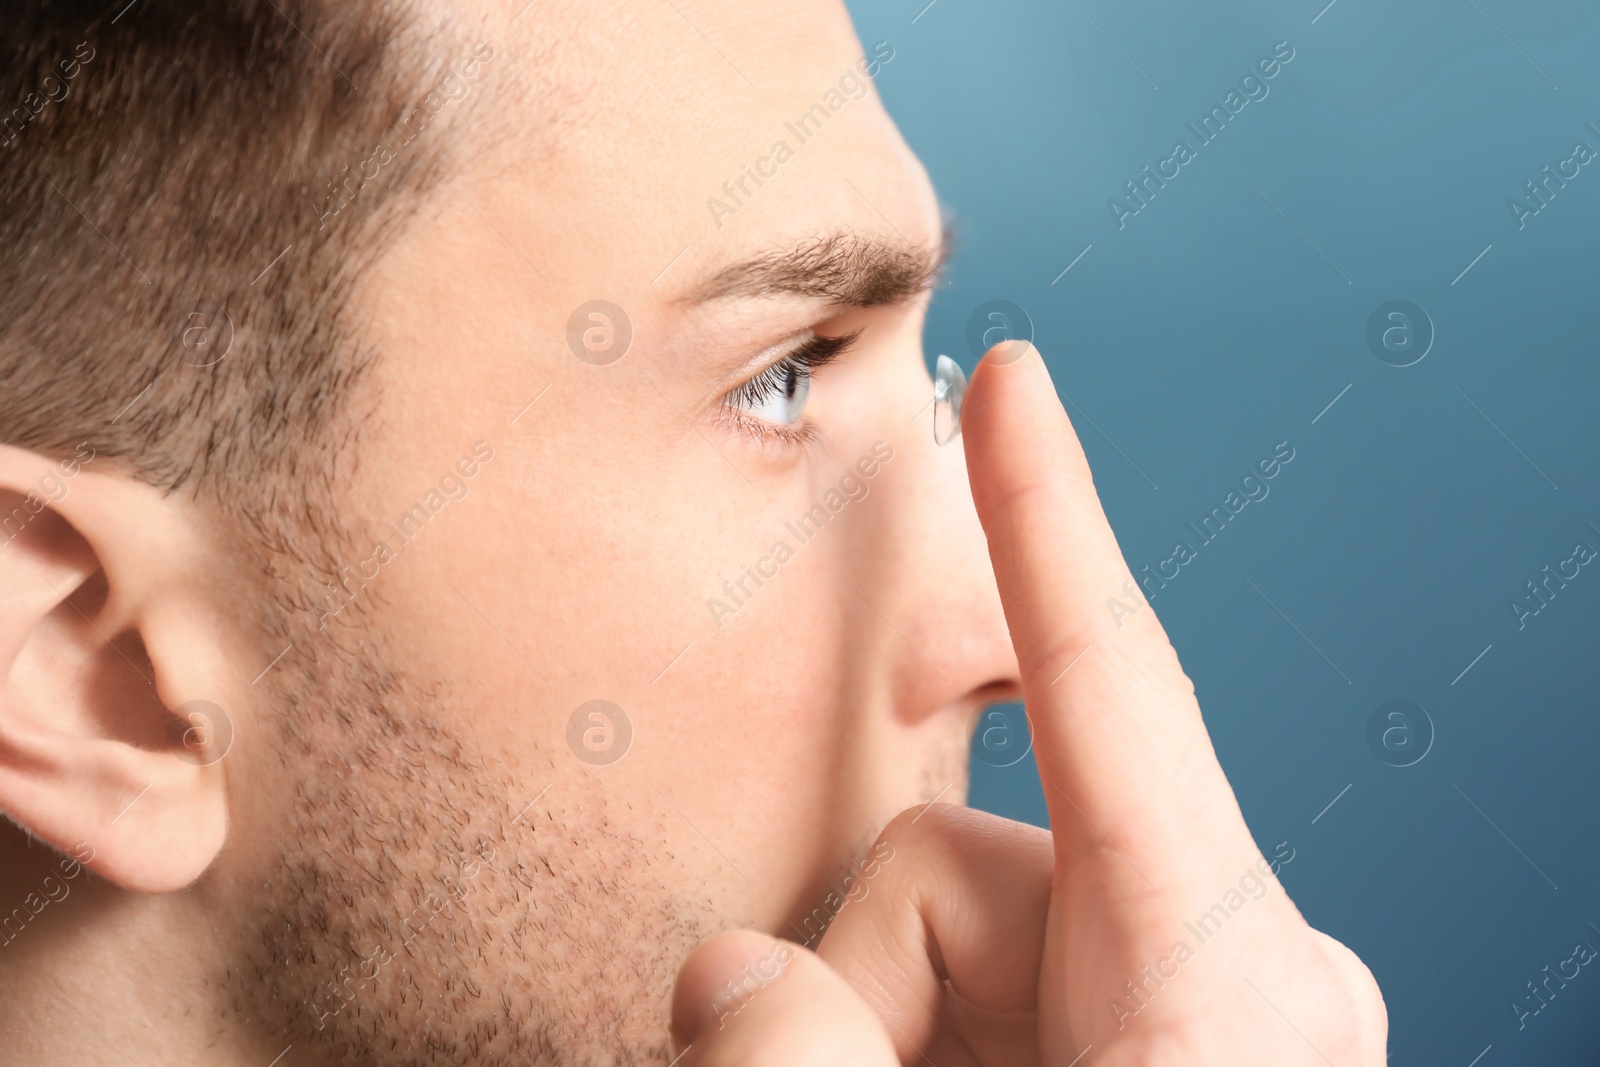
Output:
[854, 377, 1020, 716]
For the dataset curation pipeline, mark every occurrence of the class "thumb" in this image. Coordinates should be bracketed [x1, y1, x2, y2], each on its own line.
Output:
[672, 930, 898, 1066]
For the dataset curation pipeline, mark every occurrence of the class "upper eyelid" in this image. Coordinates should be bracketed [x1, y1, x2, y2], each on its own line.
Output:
[765, 328, 862, 371]
[722, 329, 821, 389]
[722, 313, 866, 386]
[728, 330, 860, 398]
[790, 328, 863, 366]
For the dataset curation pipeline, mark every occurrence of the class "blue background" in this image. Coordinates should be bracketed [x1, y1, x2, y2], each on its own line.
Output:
[844, 0, 1600, 1061]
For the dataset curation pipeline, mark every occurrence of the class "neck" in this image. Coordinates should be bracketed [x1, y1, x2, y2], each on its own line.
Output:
[0, 822, 276, 1067]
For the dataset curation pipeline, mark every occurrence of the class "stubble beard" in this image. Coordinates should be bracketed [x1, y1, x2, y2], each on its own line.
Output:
[218, 627, 716, 1066]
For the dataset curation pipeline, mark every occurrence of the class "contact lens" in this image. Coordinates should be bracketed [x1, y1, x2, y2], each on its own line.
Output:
[933, 354, 966, 446]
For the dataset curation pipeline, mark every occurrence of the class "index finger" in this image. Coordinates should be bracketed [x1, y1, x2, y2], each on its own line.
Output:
[961, 340, 1256, 884]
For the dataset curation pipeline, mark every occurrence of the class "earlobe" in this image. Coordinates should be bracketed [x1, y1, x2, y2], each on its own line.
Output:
[0, 444, 233, 893]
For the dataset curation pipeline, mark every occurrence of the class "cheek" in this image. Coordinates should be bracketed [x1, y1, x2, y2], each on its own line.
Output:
[399, 414, 841, 753]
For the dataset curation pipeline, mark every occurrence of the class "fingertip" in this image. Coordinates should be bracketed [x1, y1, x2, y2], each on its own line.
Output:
[980, 337, 1037, 368]
[962, 338, 1077, 519]
[671, 930, 797, 1048]
[965, 338, 1053, 425]
[672, 930, 900, 1066]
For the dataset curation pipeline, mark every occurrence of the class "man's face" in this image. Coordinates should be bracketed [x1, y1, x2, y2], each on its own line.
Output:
[228, 1, 1018, 1061]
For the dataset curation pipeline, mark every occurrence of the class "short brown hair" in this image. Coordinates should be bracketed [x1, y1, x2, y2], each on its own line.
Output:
[0, 1, 459, 511]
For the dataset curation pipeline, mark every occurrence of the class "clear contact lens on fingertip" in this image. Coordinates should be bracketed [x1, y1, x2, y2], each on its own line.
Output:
[934, 354, 966, 446]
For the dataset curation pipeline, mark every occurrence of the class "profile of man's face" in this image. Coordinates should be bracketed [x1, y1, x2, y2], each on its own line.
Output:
[0, 1, 1017, 1063]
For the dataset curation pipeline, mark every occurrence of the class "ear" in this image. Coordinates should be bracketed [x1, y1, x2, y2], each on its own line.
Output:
[0, 442, 233, 892]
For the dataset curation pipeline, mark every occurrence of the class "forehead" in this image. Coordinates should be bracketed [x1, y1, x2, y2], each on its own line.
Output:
[458, 0, 940, 292]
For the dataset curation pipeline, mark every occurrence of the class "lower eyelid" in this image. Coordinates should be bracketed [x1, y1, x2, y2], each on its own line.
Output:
[717, 401, 818, 450]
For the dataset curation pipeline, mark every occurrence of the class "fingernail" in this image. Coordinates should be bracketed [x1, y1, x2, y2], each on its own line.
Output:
[982, 338, 1034, 367]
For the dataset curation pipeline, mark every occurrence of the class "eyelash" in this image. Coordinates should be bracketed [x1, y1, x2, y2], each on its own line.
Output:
[720, 329, 862, 447]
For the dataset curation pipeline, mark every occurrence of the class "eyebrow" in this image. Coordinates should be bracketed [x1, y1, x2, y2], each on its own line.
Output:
[680, 229, 951, 308]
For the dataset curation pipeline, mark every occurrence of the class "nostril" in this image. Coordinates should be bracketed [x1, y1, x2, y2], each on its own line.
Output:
[970, 679, 1025, 707]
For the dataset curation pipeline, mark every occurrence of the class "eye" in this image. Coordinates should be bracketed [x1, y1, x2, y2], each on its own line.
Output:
[727, 351, 812, 425]
[723, 329, 861, 430]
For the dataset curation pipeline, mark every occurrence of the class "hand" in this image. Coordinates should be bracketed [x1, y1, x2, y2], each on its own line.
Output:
[671, 340, 1387, 1065]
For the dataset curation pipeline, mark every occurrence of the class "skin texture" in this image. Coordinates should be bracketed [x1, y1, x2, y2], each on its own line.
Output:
[673, 342, 1389, 1064]
[0, 2, 1017, 1064]
[0, 1, 1387, 1064]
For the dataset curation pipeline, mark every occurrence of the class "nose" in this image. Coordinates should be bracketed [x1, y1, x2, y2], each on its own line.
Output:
[849, 354, 1023, 726]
